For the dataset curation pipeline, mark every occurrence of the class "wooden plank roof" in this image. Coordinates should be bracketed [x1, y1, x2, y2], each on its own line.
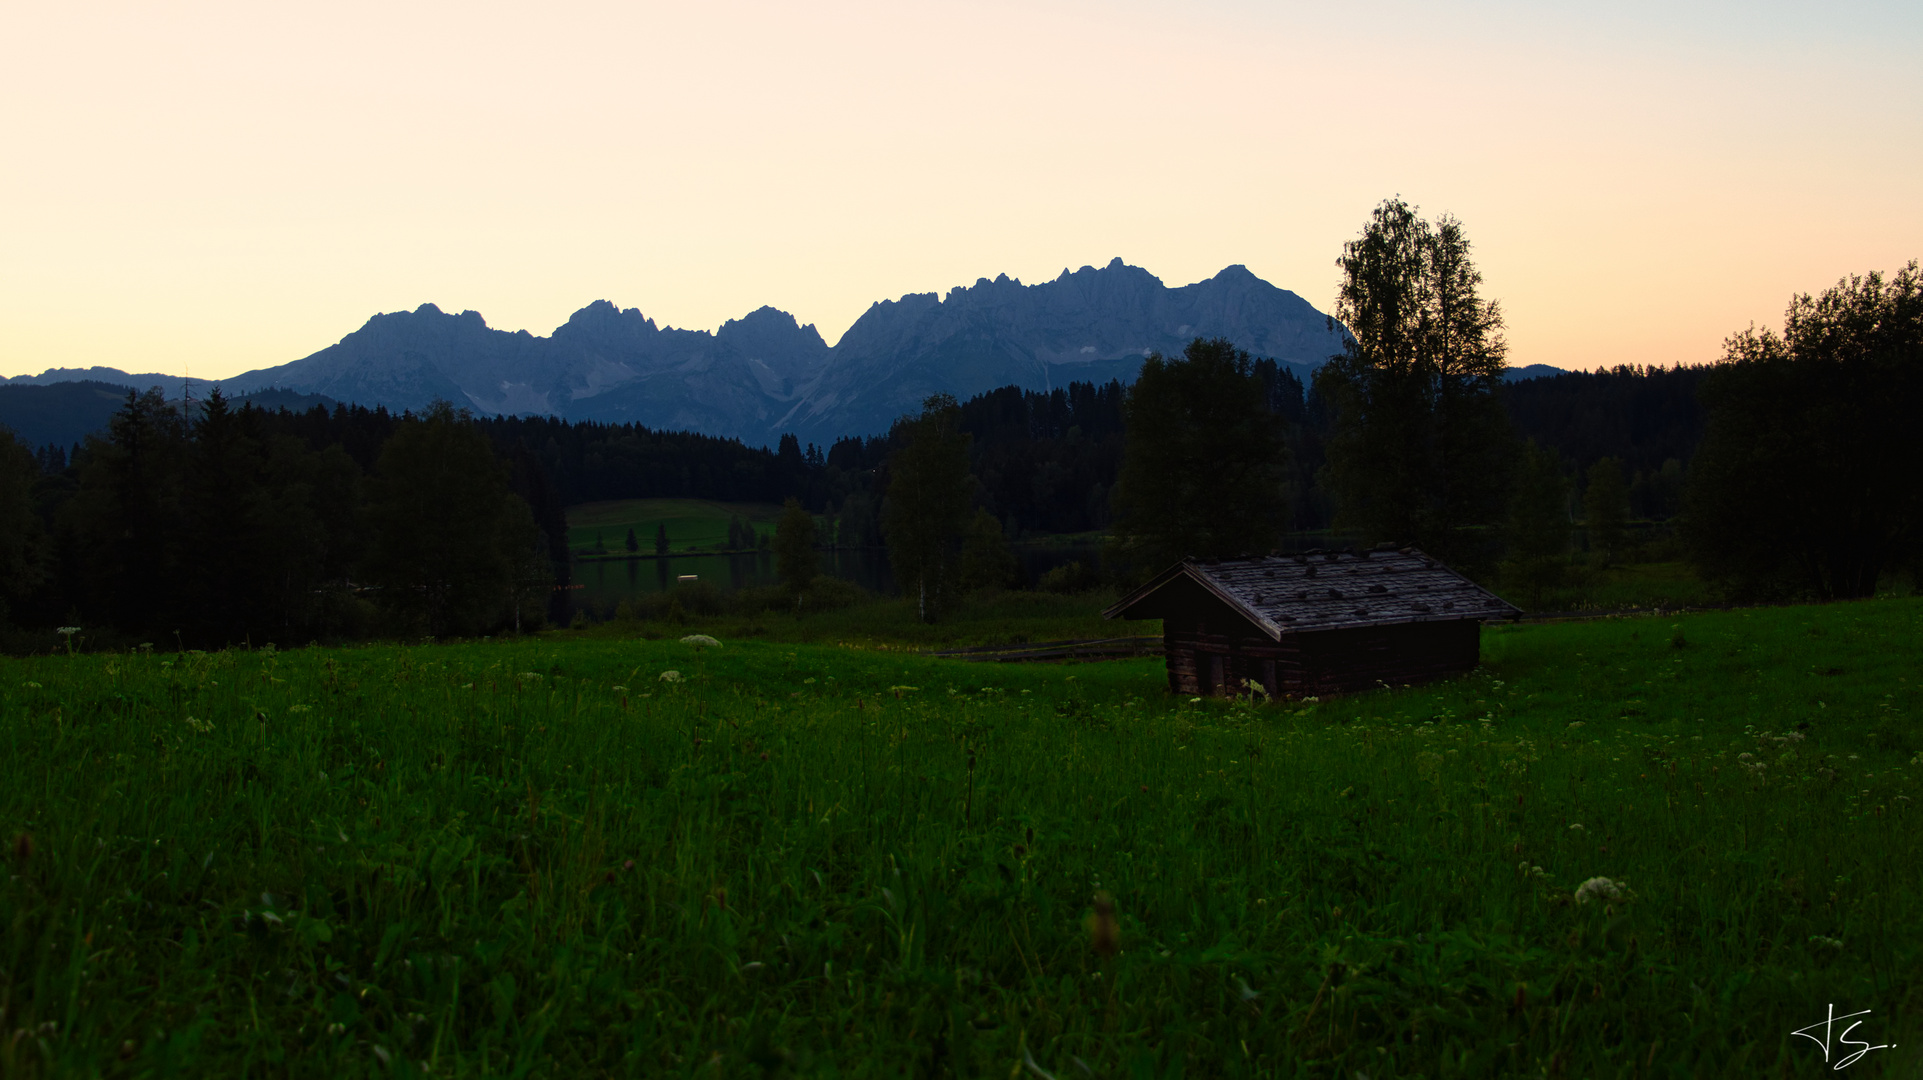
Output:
[1103, 548, 1523, 639]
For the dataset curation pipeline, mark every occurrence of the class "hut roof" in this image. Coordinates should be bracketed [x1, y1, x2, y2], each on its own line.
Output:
[1103, 548, 1523, 639]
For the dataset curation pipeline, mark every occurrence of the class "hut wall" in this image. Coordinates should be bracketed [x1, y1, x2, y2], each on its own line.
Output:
[1164, 620, 1481, 697]
[1292, 620, 1481, 695]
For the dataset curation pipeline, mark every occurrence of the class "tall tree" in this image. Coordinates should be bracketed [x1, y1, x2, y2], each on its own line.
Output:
[881, 394, 972, 622]
[60, 388, 189, 633]
[1109, 338, 1291, 572]
[957, 508, 1018, 592]
[1582, 457, 1631, 567]
[773, 497, 818, 598]
[655, 522, 670, 555]
[0, 428, 48, 625]
[365, 402, 544, 636]
[1685, 262, 1923, 598]
[184, 389, 277, 642]
[1500, 440, 1571, 608]
[1315, 198, 1513, 562]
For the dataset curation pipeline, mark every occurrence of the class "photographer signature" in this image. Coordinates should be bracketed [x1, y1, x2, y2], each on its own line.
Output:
[1792, 1004, 1895, 1070]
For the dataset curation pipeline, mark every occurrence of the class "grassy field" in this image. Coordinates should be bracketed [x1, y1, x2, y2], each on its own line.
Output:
[3, 599, 1919, 1076]
[1519, 561, 1723, 614]
[587, 587, 1130, 651]
[565, 499, 787, 555]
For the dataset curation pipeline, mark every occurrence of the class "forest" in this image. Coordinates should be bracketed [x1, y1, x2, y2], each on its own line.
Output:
[1, 241, 1916, 647]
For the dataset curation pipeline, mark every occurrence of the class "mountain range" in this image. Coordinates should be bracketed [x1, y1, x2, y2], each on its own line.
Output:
[4, 260, 1564, 448]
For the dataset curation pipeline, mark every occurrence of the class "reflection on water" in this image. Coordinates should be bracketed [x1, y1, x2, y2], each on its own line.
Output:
[572, 545, 1104, 608]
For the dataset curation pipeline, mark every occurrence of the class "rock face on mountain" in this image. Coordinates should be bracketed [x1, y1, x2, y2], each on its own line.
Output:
[218, 301, 834, 436]
[166, 260, 1349, 444]
[776, 259, 1344, 444]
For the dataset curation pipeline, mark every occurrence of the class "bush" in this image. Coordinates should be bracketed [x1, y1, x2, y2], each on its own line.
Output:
[1038, 560, 1101, 594]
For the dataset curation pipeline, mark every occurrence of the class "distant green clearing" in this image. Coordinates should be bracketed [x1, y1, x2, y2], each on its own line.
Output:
[565, 498, 784, 554]
[3, 599, 1918, 1075]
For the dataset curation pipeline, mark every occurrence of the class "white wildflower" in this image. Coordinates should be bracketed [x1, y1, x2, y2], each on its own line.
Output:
[1568, 823, 1585, 832]
[1574, 876, 1623, 905]
[680, 634, 721, 651]
[659, 670, 683, 683]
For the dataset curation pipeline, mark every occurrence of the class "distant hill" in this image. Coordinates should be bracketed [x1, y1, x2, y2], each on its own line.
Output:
[0, 381, 138, 451]
[0, 381, 342, 453]
[1502, 364, 1569, 382]
[2, 367, 202, 393]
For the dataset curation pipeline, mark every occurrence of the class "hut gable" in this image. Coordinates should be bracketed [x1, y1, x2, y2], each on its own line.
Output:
[1104, 549, 1521, 697]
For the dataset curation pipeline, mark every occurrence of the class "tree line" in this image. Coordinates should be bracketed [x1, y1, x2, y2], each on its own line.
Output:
[3, 206, 1912, 640]
[0, 394, 557, 646]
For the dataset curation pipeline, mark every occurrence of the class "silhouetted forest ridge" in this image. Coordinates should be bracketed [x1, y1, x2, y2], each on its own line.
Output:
[0, 360, 1720, 646]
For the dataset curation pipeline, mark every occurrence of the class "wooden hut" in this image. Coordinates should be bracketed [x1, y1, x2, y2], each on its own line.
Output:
[1104, 548, 1522, 697]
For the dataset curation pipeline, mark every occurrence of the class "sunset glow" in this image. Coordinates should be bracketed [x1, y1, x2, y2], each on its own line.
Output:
[3, 0, 1918, 380]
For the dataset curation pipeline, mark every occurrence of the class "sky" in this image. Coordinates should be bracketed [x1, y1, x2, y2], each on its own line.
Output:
[2, 0, 1919, 381]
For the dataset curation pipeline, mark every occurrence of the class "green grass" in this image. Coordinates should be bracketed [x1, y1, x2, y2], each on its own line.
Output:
[586, 587, 1130, 651]
[3, 599, 1920, 1076]
[1513, 561, 1724, 614]
[565, 499, 786, 555]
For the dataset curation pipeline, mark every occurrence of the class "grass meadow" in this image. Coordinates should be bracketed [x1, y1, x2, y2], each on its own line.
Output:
[3, 599, 1919, 1077]
[565, 500, 786, 555]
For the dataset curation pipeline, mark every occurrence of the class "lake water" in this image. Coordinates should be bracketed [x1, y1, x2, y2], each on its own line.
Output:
[571, 544, 1104, 608]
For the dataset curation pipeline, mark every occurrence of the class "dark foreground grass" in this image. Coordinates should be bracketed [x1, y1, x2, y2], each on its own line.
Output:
[3, 600, 1920, 1077]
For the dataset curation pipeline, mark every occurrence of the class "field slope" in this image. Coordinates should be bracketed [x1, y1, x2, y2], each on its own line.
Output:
[2, 599, 1918, 1076]
[565, 498, 784, 555]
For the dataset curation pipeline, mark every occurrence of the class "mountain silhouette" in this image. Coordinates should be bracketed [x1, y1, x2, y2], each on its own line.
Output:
[20, 261, 1366, 445]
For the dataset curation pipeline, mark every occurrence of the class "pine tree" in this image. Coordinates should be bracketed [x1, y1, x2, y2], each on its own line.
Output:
[364, 402, 541, 636]
[625, 527, 639, 553]
[958, 508, 1017, 592]
[0, 428, 47, 626]
[1110, 338, 1290, 573]
[881, 395, 972, 622]
[655, 522, 670, 556]
[773, 497, 818, 599]
[1500, 441, 1571, 608]
[1583, 457, 1631, 567]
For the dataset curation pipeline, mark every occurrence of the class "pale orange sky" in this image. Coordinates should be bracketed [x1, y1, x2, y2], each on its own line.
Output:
[3, 0, 1918, 380]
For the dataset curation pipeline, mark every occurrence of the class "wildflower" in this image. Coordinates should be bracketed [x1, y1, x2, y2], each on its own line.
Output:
[659, 670, 683, 683]
[1568, 823, 1585, 832]
[1809, 935, 1844, 949]
[57, 626, 80, 637]
[1574, 877, 1623, 905]
[1737, 753, 1754, 763]
[1087, 892, 1119, 958]
[680, 634, 721, 651]
[288, 704, 310, 714]
[1567, 721, 1585, 729]
[185, 716, 214, 734]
